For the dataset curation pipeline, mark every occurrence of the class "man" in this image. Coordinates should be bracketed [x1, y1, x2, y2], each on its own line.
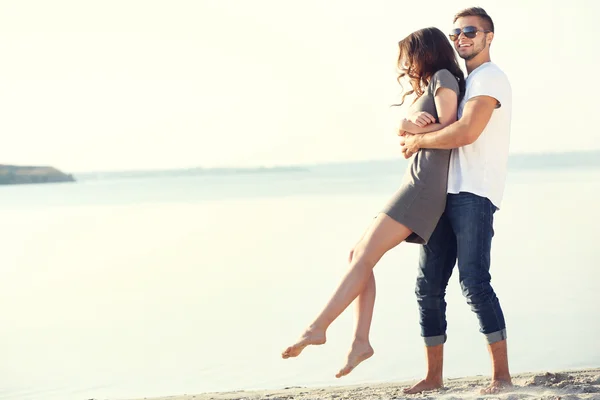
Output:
[399, 7, 513, 395]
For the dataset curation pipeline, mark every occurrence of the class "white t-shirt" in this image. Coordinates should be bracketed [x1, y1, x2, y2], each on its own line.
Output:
[447, 62, 512, 209]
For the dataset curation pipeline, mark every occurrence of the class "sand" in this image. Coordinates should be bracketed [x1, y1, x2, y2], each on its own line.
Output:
[127, 368, 600, 400]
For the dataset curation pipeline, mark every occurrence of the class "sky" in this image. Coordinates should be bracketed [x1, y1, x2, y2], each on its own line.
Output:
[1, 0, 598, 172]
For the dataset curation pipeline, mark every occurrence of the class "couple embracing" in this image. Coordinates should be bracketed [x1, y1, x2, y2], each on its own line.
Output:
[282, 7, 513, 395]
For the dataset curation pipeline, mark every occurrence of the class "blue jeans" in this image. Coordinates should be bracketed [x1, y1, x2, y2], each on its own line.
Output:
[415, 192, 507, 346]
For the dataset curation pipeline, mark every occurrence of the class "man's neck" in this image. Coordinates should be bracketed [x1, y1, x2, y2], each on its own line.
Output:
[465, 54, 492, 74]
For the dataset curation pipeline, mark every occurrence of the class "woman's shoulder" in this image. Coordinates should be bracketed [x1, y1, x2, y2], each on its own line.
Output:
[432, 68, 458, 82]
[430, 69, 460, 93]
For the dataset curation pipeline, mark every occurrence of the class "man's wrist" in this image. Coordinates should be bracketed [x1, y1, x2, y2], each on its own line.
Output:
[415, 133, 426, 150]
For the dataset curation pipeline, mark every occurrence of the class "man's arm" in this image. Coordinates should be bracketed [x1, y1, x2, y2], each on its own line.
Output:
[412, 95, 498, 149]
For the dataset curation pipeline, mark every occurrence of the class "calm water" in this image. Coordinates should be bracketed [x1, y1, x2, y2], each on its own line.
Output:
[0, 165, 598, 400]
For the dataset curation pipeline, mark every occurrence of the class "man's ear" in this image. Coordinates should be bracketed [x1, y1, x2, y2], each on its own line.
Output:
[487, 31, 494, 47]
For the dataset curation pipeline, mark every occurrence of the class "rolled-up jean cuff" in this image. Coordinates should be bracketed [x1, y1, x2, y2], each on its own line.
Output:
[424, 334, 446, 347]
[485, 329, 507, 344]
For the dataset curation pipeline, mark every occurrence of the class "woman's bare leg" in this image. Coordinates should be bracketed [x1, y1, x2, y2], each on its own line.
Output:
[281, 213, 411, 375]
[330, 225, 377, 377]
[335, 270, 376, 378]
[354, 272, 375, 341]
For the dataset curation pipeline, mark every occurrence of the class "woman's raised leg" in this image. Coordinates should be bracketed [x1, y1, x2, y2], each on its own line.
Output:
[281, 213, 411, 373]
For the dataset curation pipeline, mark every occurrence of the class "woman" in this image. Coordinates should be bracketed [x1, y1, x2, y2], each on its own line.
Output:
[281, 27, 465, 378]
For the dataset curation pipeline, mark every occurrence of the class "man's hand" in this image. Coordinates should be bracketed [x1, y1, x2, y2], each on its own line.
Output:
[400, 132, 421, 159]
[408, 95, 499, 151]
[406, 111, 436, 127]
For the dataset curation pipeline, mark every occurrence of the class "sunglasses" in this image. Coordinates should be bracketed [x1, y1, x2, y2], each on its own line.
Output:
[448, 26, 491, 41]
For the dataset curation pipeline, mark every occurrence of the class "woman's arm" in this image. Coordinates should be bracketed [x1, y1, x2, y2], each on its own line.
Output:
[400, 119, 443, 134]
[400, 87, 458, 134]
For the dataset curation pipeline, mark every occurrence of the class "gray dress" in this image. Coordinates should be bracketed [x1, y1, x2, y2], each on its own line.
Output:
[381, 69, 460, 244]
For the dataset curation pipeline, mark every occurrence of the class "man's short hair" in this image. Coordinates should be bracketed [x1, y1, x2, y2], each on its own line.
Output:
[453, 7, 494, 33]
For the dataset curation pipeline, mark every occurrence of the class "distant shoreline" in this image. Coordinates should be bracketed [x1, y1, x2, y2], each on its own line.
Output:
[73, 149, 600, 181]
[0, 165, 75, 185]
[6, 149, 599, 185]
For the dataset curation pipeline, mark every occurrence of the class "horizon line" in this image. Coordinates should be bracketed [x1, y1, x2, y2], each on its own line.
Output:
[65, 148, 600, 175]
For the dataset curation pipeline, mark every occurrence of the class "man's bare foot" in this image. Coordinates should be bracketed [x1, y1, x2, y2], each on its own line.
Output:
[281, 327, 326, 359]
[479, 378, 513, 394]
[335, 339, 374, 378]
[402, 378, 443, 394]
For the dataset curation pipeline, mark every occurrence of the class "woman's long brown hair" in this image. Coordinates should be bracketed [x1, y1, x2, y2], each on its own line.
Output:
[393, 27, 465, 106]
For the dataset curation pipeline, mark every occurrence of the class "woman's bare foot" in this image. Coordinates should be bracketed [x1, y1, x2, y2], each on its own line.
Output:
[281, 327, 326, 359]
[402, 378, 443, 394]
[479, 378, 513, 394]
[335, 339, 374, 378]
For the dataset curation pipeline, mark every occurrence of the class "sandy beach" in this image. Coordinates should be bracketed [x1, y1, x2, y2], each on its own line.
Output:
[127, 368, 600, 400]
